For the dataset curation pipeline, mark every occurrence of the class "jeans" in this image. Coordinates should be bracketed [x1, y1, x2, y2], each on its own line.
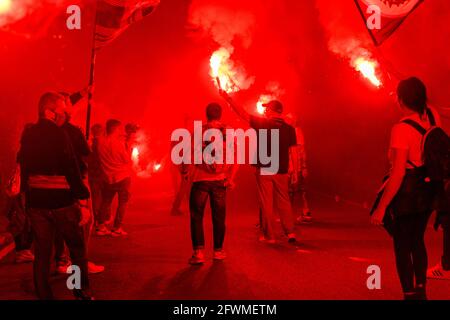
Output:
[88, 178, 103, 224]
[7, 195, 33, 251]
[55, 178, 94, 263]
[442, 215, 450, 270]
[54, 231, 70, 266]
[392, 212, 431, 293]
[14, 226, 33, 252]
[99, 178, 131, 229]
[28, 205, 89, 300]
[289, 174, 310, 216]
[189, 180, 227, 250]
[256, 174, 295, 239]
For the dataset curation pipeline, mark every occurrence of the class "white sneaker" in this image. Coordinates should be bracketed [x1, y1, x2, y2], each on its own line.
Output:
[111, 228, 128, 237]
[15, 250, 34, 263]
[258, 235, 276, 244]
[88, 261, 105, 274]
[427, 263, 450, 280]
[213, 250, 227, 261]
[189, 250, 205, 265]
[96, 224, 111, 236]
[56, 263, 71, 274]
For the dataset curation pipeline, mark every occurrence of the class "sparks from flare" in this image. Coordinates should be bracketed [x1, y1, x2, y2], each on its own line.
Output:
[353, 57, 381, 88]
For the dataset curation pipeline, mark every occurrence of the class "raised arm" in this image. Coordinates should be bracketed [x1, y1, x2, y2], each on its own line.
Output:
[219, 90, 251, 123]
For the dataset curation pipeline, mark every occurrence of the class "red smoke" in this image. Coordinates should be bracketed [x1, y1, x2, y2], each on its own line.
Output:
[0, 0, 69, 38]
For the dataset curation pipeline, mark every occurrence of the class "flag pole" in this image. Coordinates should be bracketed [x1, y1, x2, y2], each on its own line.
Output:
[86, 47, 96, 140]
[86, 1, 98, 140]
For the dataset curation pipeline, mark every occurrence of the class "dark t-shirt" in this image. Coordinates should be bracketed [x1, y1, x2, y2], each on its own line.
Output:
[250, 115, 297, 175]
[62, 122, 91, 176]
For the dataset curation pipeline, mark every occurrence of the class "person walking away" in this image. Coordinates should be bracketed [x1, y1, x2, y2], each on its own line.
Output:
[188, 103, 238, 265]
[97, 119, 132, 237]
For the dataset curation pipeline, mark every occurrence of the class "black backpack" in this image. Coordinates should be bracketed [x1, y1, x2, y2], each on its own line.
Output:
[402, 108, 450, 182]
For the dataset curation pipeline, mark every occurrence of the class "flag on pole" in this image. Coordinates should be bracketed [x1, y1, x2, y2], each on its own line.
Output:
[95, 0, 160, 49]
[354, 0, 424, 46]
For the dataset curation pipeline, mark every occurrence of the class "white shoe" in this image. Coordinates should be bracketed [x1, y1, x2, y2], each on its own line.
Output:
[213, 250, 227, 261]
[88, 261, 105, 274]
[111, 228, 128, 237]
[427, 263, 450, 280]
[96, 224, 111, 236]
[258, 235, 276, 244]
[15, 250, 34, 263]
[56, 263, 71, 274]
[189, 250, 205, 265]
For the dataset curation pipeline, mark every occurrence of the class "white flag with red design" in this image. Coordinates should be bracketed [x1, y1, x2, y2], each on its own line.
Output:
[95, 0, 160, 49]
[355, 0, 424, 46]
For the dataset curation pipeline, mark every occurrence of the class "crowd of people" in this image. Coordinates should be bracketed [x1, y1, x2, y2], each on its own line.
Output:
[3, 77, 449, 300]
[6, 89, 137, 299]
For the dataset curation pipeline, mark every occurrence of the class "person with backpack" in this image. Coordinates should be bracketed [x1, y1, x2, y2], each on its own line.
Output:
[188, 103, 238, 265]
[371, 77, 448, 300]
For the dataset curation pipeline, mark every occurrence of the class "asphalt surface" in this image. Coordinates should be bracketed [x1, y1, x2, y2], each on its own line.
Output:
[0, 191, 449, 300]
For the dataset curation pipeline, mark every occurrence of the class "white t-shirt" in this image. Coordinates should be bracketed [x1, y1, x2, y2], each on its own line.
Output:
[389, 106, 442, 168]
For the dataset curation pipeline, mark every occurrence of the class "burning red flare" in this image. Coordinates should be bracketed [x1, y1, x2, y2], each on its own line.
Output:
[131, 147, 140, 170]
[210, 47, 240, 93]
[353, 57, 382, 88]
[153, 163, 162, 172]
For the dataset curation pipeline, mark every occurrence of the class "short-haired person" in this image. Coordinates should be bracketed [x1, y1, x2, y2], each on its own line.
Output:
[371, 77, 442, 300]
[56, 91, 105, 274]
[220, 91, 298, 243]
[188, 103, 238, 265]
[18, 92, 92, 299]
[97, 119, 132, 236]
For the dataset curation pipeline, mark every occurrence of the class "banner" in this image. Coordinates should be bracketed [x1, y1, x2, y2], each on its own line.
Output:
[95, 0, 160, 49]
[354, 0, 424, 46]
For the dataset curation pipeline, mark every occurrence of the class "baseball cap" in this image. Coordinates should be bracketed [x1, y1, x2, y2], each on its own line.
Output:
[262, 100, 283, 114]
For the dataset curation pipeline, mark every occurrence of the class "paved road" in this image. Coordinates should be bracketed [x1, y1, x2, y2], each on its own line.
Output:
[0, 192, 449, 300]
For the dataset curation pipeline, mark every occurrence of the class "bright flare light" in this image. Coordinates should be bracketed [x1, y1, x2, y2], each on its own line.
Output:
[131, 147, 140, 165]
[0, 0, 11, 14]
[256, 102, 265, 115]
[256, 94, 277, 115]
[153, 163, 161, 172]
[210, 47, 240, 94]
[353, 57, 382, 88]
